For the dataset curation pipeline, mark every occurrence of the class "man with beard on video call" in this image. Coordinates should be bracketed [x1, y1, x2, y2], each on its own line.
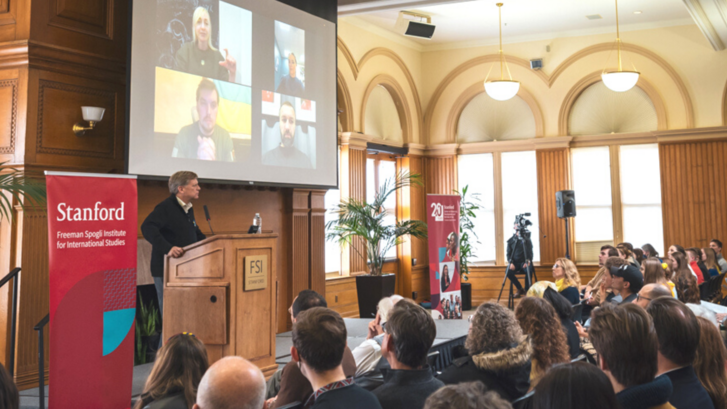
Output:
[262, 101, 312, 169]
[172, 78, 234, 162]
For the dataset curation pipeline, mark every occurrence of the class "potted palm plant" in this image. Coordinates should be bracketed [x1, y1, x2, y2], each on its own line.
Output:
[454, 185, 481, 311]
[0, 162, 46, 221]
[327, 171, 427, 318]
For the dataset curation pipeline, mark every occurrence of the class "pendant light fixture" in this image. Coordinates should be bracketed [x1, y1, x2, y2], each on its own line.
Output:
[484, 3, 520, 101]
[602, 0, 640, 92]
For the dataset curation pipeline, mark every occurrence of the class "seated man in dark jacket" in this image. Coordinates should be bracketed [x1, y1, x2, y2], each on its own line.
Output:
[647, 297, 715, 409]
[589, 303, 675, 409]
[270, 290, 356, 409]
[372, 300, 444, 409]
[438, 302, 531, 402]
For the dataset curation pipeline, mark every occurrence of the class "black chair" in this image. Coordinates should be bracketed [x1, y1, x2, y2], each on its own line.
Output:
[427, 350, 440, 372]
[572, 303, 584, 324]
[512, 390, 535, 409]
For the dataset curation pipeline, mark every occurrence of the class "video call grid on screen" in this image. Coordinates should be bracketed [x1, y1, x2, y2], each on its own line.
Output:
[128, 0, 337, 188]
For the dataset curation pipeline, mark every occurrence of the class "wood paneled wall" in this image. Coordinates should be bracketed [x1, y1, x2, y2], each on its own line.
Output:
[660, 140, 727, 248]
[409, 156, 429, 302]
[536, 149, 573, 264]
[424, 156, 457, 195]
[346, 146, 367, 274]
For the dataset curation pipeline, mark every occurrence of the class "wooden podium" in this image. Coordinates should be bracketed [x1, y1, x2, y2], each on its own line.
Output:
[163, 234, 278, 377]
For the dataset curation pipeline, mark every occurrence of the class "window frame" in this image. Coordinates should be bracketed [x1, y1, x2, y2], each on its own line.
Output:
[367, 152, 399, 261]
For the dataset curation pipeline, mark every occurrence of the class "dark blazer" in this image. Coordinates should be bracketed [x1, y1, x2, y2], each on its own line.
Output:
[312, 384, 382, 409]
[372, 367, 444, 409]
[141, 194, 206, 277]
[438, 338, 532, 402]
[560, 317, 581, 359]
[559, 287, 580, 305]
[141, 393, 187, 409]
[664, 366, 714, 409]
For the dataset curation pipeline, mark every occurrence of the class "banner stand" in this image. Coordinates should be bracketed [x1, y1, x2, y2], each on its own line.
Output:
[426, 194, 462, 320]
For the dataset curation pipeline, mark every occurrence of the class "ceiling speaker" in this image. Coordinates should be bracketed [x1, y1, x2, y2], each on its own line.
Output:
[395, 11, 435, 40]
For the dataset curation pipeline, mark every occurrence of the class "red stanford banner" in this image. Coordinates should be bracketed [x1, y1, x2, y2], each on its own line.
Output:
[426, 195, 462, 319]
[46, 172, 138, 409]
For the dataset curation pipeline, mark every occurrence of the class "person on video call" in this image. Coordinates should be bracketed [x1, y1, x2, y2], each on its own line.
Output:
[275, 53, 305, 96]
[262, 102, 313, 168]
[175, 7, 236, 83]
[172, 78, 234, 162]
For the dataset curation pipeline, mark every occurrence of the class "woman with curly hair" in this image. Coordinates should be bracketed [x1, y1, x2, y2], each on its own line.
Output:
[438, 302, 532, 401]
[694, 316, 727, 409]
[515, 297, 570, 386]
[551, 258, 581, 305]
[670, 251, 701, 304]
[134, 333, 209, 409]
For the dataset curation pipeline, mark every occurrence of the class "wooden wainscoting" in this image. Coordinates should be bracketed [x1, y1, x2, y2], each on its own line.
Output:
[326, 275, 359, 318]
[467, 263, 600, 308]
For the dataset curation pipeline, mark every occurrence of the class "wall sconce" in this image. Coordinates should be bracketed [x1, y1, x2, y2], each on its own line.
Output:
[73, 106, 105, 136]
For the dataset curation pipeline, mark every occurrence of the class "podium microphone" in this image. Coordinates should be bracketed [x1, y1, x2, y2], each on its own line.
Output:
[203, 205, 215, 235]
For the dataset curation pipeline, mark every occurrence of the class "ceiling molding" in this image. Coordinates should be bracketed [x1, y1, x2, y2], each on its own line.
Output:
[681, 0, 727, 51]
[338, 0, 468, 16]
[420, 19, 696, 53]
[360, 74, 413, 143]
[337, 69, 355, 133]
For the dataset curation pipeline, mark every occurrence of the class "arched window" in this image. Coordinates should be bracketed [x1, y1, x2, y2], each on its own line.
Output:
[364, 85, 403, 142]
[457, 93, 536, 143]
[569, 81, 658, 136]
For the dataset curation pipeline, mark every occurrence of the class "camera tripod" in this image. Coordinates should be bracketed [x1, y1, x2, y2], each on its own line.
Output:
[496, 232, 537, 310]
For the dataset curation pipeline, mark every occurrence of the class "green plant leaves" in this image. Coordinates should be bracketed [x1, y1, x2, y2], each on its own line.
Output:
[0, 162, 47, 222]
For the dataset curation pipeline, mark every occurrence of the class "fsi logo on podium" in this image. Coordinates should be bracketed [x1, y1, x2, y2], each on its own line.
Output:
[46, 172, 138, 409]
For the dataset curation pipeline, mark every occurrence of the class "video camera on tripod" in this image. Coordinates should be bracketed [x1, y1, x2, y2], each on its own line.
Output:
[514, 213, 532, 238]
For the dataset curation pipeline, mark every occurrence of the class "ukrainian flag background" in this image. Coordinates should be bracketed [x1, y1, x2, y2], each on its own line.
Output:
[154, 67, 252, 138]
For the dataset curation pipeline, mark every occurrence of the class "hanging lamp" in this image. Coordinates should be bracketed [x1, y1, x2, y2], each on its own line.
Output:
[602, 0, 640, 92]
[484, 3, 520, 101]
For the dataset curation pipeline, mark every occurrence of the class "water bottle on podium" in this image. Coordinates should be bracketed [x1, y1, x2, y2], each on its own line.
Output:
[253, 213, 262, 234]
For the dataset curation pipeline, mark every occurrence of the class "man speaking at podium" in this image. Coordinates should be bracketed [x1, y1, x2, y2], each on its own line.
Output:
[142, 171, 207, 322]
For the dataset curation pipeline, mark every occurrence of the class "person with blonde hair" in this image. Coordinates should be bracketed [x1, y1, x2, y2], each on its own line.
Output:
[353, 295, 403, 376]
[175, 7, 237, 82]
[135, 333, 209, 409]
[551, 258, 581, 305]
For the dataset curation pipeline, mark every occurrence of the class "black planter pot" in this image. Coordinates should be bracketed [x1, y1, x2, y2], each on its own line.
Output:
[355, 274, 396, 319]
[461, 282, 472, 311]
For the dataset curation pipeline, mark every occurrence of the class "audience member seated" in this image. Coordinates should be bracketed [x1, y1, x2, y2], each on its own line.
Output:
[701, 247, 722, 277]
[270, 290, 356, 409]
[533, 362, 619, 409]
[135, 332, 209, 409]
[551, 258, 581, 305]
[669, 252, 701, 304]
[642, 243, 661, 261]
[514, 297, 569, 386]
[610, 264, 643, 305]
[686, 248, 707, 283]
[352, 295, 402, 376]
[193, 356, 265, 409]
[710, 239, 727, 272]
[590, 303, 674, 409]
[438, 302, 531, 402]
[633, 248, 645, 265]
[583, 246, 619, 307]
[372, 300, 444, 409]
[423, 382, 512, 409]
[647, 297, 715, 409]
[641, 258, 676, 297]
[597, 257, 626, 306]
[618, 243, 640, 268]
[291, 307, 382, 409]
[633, 283, 673, 309]
[0, 362, 18, 409]
[541, 287, 580, 358]
[693, 316, 727, 409]
[668, 245, 685, 258]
